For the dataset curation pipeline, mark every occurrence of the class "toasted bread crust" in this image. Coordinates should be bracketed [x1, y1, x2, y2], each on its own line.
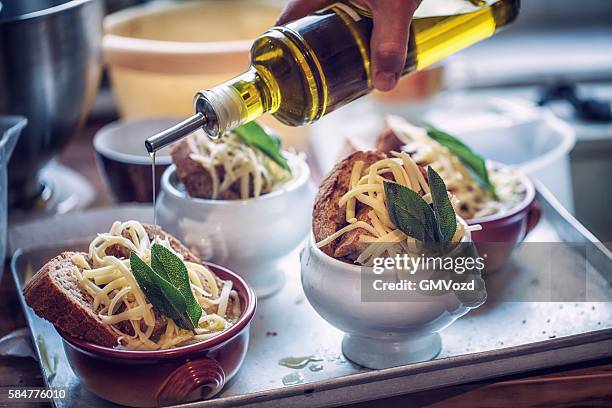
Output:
[313, 151, 386, 256]
[374, 127, 430, 182]
[334, 206, 373, 260]
[171, 139, 242, 200]
[23, 252, 121, 347]
[375, 128, 404, 154]
[23, 225, 202, 347]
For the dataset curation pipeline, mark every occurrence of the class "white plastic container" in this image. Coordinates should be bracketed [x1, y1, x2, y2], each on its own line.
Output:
[426, 98, 576, 211]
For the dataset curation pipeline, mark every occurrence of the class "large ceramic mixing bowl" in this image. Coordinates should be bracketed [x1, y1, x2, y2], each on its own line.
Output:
[0, 0, 103, 207]
[103, 0, 280, 118]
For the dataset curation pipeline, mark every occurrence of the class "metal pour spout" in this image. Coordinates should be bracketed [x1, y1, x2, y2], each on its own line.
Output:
[145, 113, 207, 153]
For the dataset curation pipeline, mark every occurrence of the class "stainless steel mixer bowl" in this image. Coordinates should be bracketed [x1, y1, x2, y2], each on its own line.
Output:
[0, 116, 26, 274]
[0, 0, 104, 208]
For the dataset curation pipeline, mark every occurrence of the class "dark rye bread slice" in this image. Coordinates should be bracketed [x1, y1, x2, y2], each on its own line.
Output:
[313, 151, 387, 257]
[23, 224, 202, 348]
[23, 251, 120, 347]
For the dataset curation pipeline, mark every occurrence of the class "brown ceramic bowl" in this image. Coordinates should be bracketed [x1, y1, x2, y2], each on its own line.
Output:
[93, 118, 176, 203]
[58, 262, 256, 407]
[468, 164, 541, 272]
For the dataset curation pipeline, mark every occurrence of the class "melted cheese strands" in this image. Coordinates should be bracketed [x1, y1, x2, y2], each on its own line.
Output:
[187, 130, 291, 199]
[72, 221, 241, 350]
[385, 116, 526, 219]
[316, 154, 481, 265]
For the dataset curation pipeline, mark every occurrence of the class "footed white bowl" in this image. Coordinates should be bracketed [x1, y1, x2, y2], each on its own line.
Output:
[157, 156, 315, 298]
[300, 230, 487, 369]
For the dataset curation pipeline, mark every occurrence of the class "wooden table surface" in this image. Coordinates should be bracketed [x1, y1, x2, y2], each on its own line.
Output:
[1, 116, 611, 407]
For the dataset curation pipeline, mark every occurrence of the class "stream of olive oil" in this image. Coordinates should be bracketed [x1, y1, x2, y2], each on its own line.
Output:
[150, 151, 157, 232]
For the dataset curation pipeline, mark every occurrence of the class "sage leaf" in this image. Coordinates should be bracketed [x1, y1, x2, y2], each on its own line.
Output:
[424, 124, 497, 198]
[384, 181, 438, 242]
[147, 267, 194, 331]
[151, 244, 202, 329]
[234, 122, 291, 173]
[130, 251, 177, 319]
[427, 167, 457, 243]
[130, 251, 195, 330]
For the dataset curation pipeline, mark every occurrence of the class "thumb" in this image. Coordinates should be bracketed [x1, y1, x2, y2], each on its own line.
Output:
[369, 0, 421, 91]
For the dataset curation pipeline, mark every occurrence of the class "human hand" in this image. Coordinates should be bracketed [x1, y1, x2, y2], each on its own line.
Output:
[277, 0, 422, 92]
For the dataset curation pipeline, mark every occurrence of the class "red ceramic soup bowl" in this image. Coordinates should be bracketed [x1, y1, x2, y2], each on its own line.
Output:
[467, 164, 541, 272]
[58, 262, 256, 407]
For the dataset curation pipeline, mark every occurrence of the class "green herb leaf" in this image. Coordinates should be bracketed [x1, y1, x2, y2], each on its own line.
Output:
[151, 244, 202, 329]
[130, 250, 198, 331]
[130, 250, 195, 330]
[130, 251, 177, 319]
[234, 122, 291, 173]
[424, 124, 497, 198]
[427, 167, 457, 243]
[147, 266, 194, 331]
[384, 181, 438, 242]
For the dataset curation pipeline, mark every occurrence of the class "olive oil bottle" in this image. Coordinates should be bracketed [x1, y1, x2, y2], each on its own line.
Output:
[146, 0, 520, 150]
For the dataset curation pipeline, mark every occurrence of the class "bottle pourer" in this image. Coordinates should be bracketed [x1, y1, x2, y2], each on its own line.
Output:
[144, 88, 242, 153]
[144, 113, 207, 154]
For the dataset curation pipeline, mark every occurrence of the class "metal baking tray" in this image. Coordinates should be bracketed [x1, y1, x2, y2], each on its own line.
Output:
[9, 184, 612, 408]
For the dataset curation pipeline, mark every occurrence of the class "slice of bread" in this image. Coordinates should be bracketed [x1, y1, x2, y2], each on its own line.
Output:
[313, 151, 387, 257]
[171, 138, 259, 200]
[22, 224, 201, 348]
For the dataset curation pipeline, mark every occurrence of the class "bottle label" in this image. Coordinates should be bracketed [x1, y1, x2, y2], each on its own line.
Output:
[330, 2, 362, 22]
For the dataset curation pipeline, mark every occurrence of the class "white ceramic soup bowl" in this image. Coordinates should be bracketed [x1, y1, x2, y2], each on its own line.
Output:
[157, 155, 314, 298]
[300, 225, 486, 369]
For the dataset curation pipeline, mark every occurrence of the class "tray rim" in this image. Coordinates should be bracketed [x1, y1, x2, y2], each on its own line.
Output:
[179, 333, 612, 408]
